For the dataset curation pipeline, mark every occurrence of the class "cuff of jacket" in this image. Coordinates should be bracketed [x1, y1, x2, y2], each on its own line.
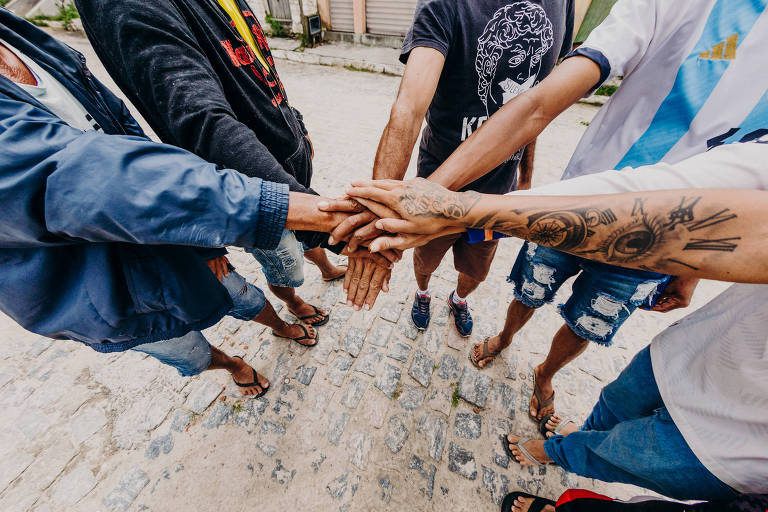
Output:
[254, 180, 290, 250]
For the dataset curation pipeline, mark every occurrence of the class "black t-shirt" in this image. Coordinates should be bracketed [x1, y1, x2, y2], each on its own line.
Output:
[401, 0, 574, 194]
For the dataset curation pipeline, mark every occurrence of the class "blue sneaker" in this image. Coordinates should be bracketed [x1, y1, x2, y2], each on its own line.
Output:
[448, 292, 473, 337]
[411, 292, 431, 330]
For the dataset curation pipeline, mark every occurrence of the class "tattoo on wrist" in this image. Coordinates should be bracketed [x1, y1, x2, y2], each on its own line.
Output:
[400, 180, 482, 221]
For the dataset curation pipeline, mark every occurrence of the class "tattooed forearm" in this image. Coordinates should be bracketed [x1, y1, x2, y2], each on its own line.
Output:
[467, 192, 744, 273]
[399, 179, 483, 220]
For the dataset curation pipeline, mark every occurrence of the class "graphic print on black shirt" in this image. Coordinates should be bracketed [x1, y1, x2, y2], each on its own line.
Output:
[401, 0, 573, 194]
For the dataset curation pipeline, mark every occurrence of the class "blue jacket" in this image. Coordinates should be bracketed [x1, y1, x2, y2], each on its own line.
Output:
[0, 9, 289, 352]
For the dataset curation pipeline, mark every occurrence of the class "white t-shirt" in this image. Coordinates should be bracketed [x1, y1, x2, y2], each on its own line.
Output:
[1, 39, 100, 132]
[512, 140, 768, 493]
[562, 0, 768, 180]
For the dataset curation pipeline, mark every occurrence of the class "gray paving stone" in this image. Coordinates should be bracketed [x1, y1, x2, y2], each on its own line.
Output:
[205, 399, 235, 426]
[271, 459, 295, 485]
[293, 365, 317, 386]
[233, 398, 268, 428]
[431, 303, 451, 327]
[25, 337, 53, 357]
[408, 350, 435, 388]
[309, 386, 335, 419]
[327, 411, 350, 445]
[379, 477, 393, 504]
[102, 467, 149, 512]
[417, 414, 448, 461]
[347, 431, 373, 470]
[398, 319, 419, 340]
[145, 432, 174, 459]
[386, 342, 411, 363]
[185, 380, 223, 414]
[374, 363, 401, 398]
[494, 453, 510, 469]
[326, 308, 354, 340]
[379, 300, 403, 323]
[340, 376, 368, 409]
[384, 414, 409, 453]
[488, 381, 517, 420]
[0, 370, 13, 390]
[355, 347, 382, 377]
[272, 352, 292, 384]
[311, 452, 326, 473]
[343, 327, 366, 357]
[428, 387, 452, 416]
[504, 353, 519, 380]
[368, 320, 394, 349]
[445, 329, 467, 351]
[420, 328, 442, 354]
[408, 455, 436, 499]
[360, 392, 388, 429]
[454, 413, 482, 440]
[311, 337, 335, 364]
[0, 450, 34, 493]
[69, 406, 108, 445]
[327, 355, 353, 387]
[448, 442, 477, 480]
[49, 463, 97, 506]
[260, 420, 286, 436]
[169, 410, 192, 433]
[458, 367, 492, 407]
[398, 385, 426, 411]
[481, 466, 509, 505]
[437, 354, 461, 380]
[326, 471, 360, 500]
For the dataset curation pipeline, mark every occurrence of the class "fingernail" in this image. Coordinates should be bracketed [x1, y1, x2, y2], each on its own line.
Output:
[317, 201, 328, 208]
[375, 221, 383, 229]
[347, 301, 353, 307]
[343, 287, 348, 293]
[328, 236, 336, 245]
[364, 304, 371, 311]
[354, 305, 361, 311]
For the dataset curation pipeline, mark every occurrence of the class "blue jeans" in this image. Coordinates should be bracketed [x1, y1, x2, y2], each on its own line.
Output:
[247, 229, 305, 288]
[543, 347, 737, 501]
[131, 270, 265, 376]
[509, 243, 668, 345]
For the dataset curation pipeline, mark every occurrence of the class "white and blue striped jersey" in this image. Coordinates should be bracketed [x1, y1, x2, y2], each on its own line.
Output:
[562, 0, 768, 180]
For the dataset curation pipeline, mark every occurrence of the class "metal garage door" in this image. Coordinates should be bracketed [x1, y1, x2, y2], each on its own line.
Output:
[330, 0, 355, 32]
[366, 0, 418, 36]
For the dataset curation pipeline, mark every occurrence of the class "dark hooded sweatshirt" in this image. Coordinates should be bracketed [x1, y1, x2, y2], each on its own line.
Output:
[75, 0, 314, 195]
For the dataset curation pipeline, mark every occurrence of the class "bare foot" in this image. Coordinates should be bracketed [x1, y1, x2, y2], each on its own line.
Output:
[544, 415, 579, 438]
[288, 300, 327, 324]
[512, 496, 555, 512]
[321, 264, 347, 281]
[273, 322, 316, 346]
[471, 335, 504, 368]
[507, 434, 552, 466]
[530, 365, 555, 420]
[231, 358, 269, 397]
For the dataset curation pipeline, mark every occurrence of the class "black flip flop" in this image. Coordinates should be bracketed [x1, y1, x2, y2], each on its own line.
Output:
[232, 356, 269, 398]
[538, 414, 554, 437]
[295, 304, 329, 327]
[272, 324, 318, 346]
[501, 492, 556, 512]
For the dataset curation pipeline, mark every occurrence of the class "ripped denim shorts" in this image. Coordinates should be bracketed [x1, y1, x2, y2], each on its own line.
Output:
[247, 229, 306, 288]
[508, 242, 668, 346]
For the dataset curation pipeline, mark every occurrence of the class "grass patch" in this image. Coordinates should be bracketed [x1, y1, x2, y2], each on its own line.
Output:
[27, 1, 79, 31]
[265, 14, 288, 37]
[344, 64, 377, 73]
[392, 382, 403, 401]
[232, 400, 244, 413]
[451, 382, 460, 407]
[580, 121, 590, 126]
[595, 84, 618, 96]
[0, 0, 10, 7]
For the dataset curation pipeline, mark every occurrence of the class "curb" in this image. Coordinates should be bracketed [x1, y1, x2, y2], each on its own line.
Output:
[270, 48, 404, 76]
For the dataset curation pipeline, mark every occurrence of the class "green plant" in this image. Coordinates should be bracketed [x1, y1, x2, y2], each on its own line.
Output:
[451, 382, 460, 407]
[57, 1, 79, 31]
[580, 121, 590, 126]
[344, 64, 376, 73]
[0, 0, 11, 8]
[595, 84, 618, 96]
[265, 13, 287, 37]
[392, 382, 403, 401]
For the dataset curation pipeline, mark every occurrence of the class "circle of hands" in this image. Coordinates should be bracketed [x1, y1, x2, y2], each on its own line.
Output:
[317, 178, 469, 311]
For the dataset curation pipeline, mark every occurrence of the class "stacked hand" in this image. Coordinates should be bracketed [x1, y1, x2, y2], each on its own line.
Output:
[318, 178, 473, 309]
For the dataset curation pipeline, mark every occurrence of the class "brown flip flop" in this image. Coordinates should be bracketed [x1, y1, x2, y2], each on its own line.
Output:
[469, 338, 501, 369]
[530, 370, 554, 419]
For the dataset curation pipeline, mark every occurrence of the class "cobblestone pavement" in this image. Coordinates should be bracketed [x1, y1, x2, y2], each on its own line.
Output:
[0, 31, 732, 512]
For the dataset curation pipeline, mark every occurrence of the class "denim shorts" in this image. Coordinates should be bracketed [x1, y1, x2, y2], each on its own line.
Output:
[247, 229, 305, 288]
[508, 242, 668, 346]
[221, 268, 267, 321]
[132, 331, 212, 377]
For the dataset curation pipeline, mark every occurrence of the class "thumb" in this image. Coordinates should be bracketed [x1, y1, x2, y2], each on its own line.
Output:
[317, 198, 362, 212]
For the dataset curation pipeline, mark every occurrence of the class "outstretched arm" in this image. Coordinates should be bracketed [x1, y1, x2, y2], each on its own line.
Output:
[427, 56, 600, 190]
[349, 178, 768, 283]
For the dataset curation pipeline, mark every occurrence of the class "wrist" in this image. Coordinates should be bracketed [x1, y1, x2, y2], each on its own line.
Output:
[286, 193, 338, 232]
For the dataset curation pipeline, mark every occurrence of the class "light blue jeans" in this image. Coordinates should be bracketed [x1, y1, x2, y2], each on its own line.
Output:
[247, 229, 305, 288]
[543, 347, 737, 501]
[132, 270, 266, 376]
